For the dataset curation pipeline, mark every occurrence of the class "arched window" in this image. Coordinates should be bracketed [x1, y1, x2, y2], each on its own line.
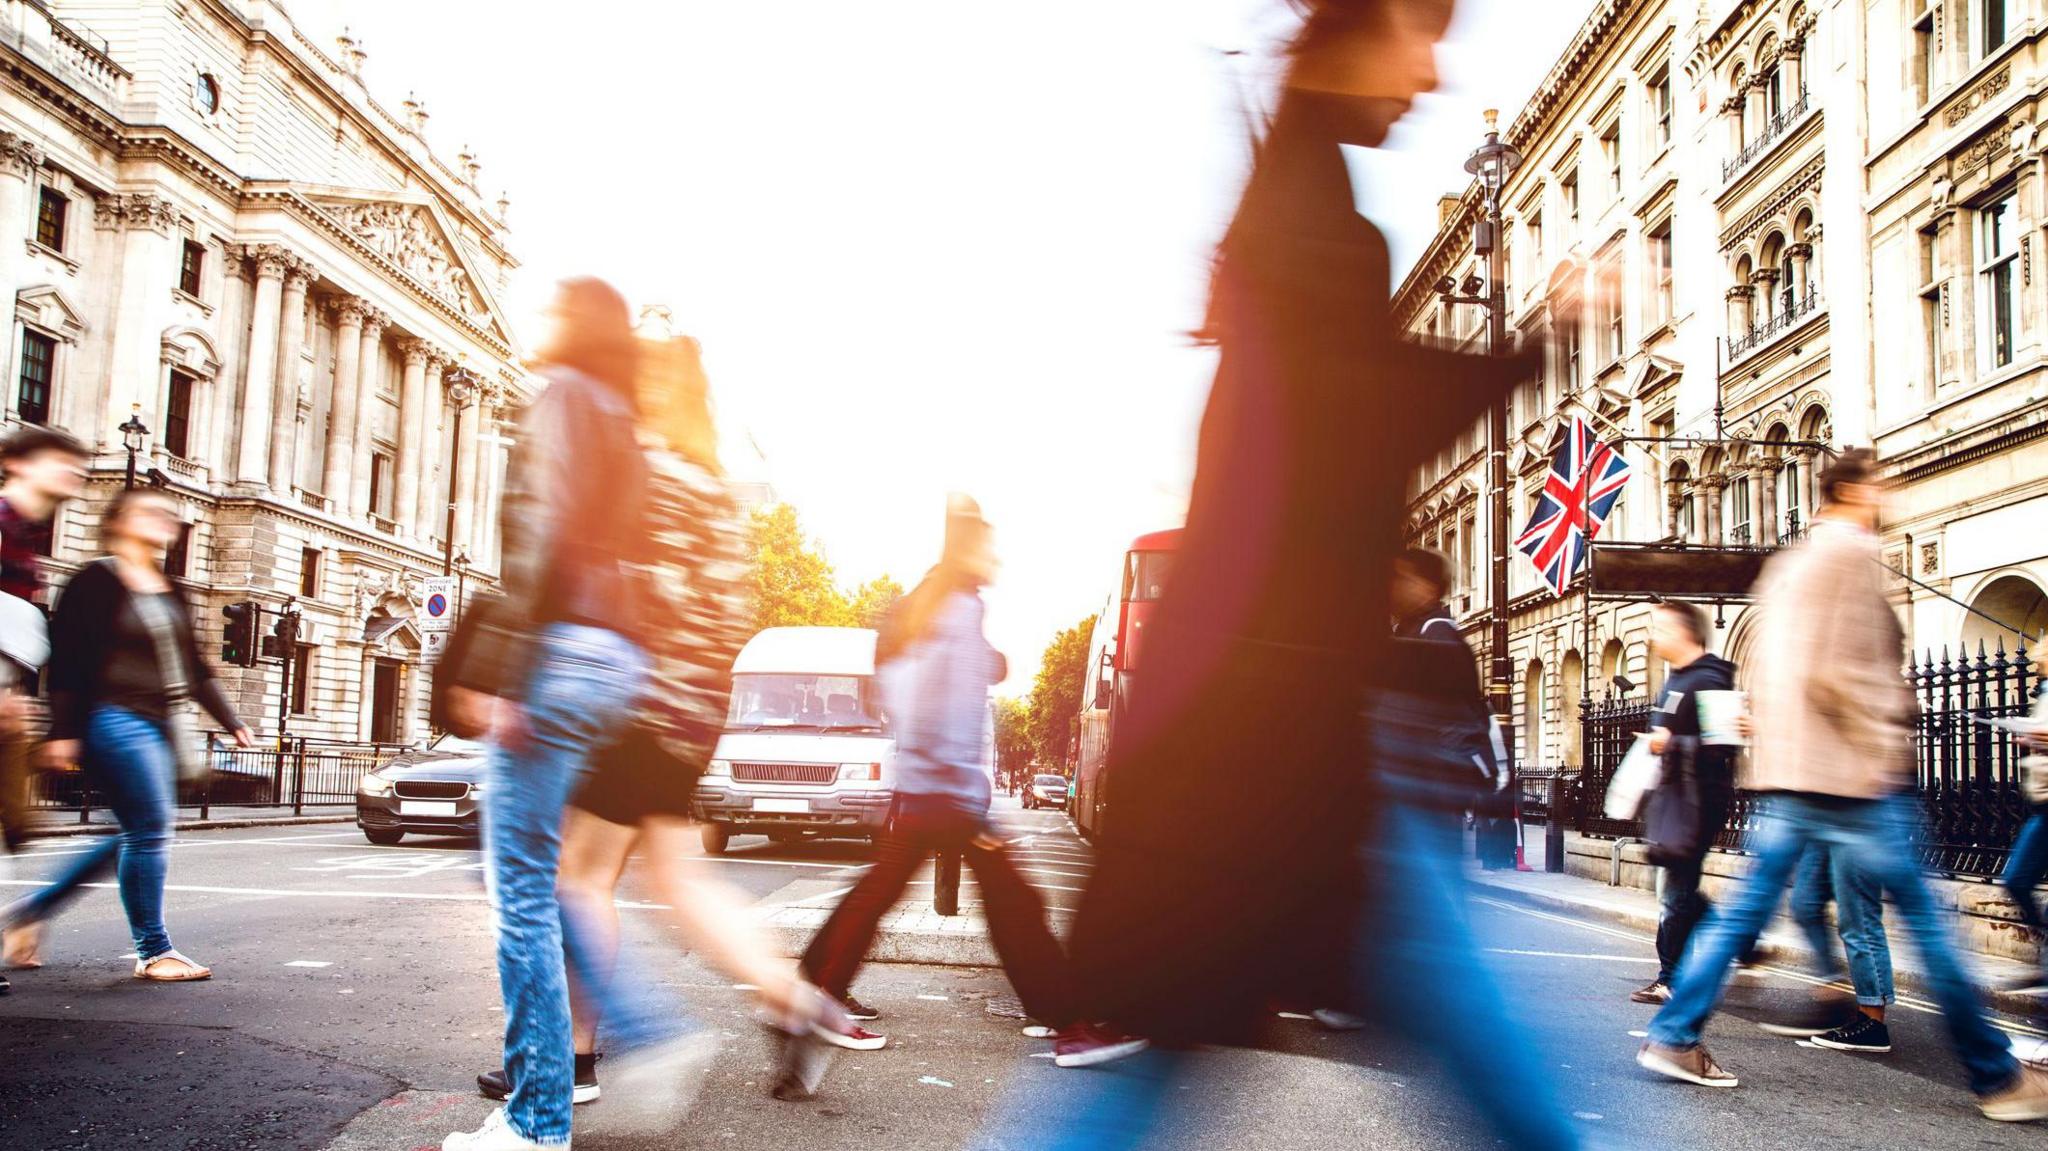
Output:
[1777, 455, 1802, 540]
[1726, 471, 1753, 544]
[1963, 574, 2048, 653]
[1669, 460, 1695, 541]
[1758, 234, 1786, 319]
[1561, 650, 1585, 767]
[1523, 659, 1547, 768]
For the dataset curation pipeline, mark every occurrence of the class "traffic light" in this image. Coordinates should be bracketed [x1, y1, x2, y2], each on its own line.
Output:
[221, 601, 259, 668]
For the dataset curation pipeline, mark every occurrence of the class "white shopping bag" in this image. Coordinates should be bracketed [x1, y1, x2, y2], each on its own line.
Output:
[1603, 733, 1662, 821]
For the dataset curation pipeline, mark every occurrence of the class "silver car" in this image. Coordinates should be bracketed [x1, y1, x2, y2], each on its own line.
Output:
[355, 734, 488, 845]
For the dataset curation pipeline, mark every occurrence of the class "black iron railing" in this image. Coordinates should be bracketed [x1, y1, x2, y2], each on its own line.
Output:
[1574, 640, 2040, 880]
[1722, 89, 1813, 181]
[1727, 287, 1821, 360]
[31, 735, 410, 822]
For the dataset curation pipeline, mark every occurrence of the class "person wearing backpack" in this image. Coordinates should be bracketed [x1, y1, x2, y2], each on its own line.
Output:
[1630, 600, 1737, 1006]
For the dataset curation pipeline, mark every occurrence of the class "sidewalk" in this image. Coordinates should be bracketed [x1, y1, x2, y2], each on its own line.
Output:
[1468, 854, 2048, 1017]
[23, 805, 356, 837]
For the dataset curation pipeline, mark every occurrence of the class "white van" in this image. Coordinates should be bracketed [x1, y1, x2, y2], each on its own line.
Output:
[694, 626, 895, 853]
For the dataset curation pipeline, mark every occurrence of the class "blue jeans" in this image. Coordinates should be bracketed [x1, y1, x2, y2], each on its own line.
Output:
[1788, 843, 1892, 1004]
[1650, 794, 2017, 1096]
[485, 625, 648, 1146]
[10, 707, 176, 959]
[972, 802, 1580, 1151]
[2003, 810, 2048, 944]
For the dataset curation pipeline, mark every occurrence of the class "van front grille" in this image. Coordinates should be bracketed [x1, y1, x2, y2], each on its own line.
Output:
[732, 762, 838, 785]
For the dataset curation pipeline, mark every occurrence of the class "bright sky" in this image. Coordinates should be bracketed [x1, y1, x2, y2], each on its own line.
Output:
[306, 0, 1580, 690]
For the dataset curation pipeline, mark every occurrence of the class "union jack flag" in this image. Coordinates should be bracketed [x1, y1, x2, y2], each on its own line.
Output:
[1514, 415, 1632, 597]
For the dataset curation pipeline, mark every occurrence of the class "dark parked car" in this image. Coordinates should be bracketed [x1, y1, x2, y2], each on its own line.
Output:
[1023, 773, 1069, 811]
[355, 734, 488, 844]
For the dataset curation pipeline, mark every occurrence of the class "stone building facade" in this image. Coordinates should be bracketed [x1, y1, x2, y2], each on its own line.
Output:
[0, 0, 530, 743]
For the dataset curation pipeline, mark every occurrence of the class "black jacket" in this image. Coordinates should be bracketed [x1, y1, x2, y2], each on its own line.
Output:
[46, 560, 241, 741]
[1652, 653, 1738, 783]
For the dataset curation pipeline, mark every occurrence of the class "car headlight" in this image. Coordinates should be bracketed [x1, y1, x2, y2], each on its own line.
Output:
[706, 759, 732, 777]
[360, 772, 394, 797]
[468, 782, 487, 796]
[839, 762, 882, 781]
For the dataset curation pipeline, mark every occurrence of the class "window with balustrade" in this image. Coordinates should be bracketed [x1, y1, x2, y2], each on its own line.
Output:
[1726, 474, 1753, 545]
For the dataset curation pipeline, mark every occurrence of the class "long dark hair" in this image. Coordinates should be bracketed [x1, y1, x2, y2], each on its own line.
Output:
[544, 277, 640, 405]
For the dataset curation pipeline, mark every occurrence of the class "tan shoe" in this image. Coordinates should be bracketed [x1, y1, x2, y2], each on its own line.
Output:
[2, 920, 42, 969]
[133, 949, 211, 982]
[1981, 1066, 2048, 1122]
[1637, 1040, 1738, 1087]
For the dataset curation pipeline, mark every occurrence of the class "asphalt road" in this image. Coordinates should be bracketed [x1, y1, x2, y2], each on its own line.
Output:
[2, 799, 2046, 1150]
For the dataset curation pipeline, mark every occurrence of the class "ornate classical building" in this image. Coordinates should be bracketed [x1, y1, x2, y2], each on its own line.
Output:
[1, 0, 531, 742]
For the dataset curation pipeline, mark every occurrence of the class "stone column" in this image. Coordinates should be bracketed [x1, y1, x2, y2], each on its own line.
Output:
[1745, 75, 1767, 138]
[350, 309, 390, 519]
[1794, 445, 1821, 521]
[0, 134, 42, 386]
[416, 357, 447, 544]
[453, 386, 485, 552]
[1722, 95, 1744, 157]
[321, 298, 367, 512]
[1755, 460, 1779, 543]
[1702, 474, 1727, 545]
[103, 196, 181, 448]
[1751, 268, 1780, 322]
[1786, 242, 1814, 307]
[395, 339, 429, 538]
[266, 259, 315, 496]
[235, 245, 288, 489]
[1782, 43, 1803, 106]
[1747, 462, 1769, 544]
[1725, 285, 1754, 340]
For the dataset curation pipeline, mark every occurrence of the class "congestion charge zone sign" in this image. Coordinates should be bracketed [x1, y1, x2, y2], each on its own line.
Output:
[421, 577, 457, 664]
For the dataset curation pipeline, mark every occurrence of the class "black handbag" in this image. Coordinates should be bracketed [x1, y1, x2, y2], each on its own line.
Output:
[428, 594, 528, 737]
[1643, 735, 1704, 865]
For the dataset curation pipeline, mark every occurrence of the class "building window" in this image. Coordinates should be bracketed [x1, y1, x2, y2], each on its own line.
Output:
[1981, 0, 2012, 58]
[195, 72, 219, 115]
[1599, 253, 1624, 364]
[1726, 474, 1753, 544]
[291, 646, 314, 715]
[301, 547, 322, 597]
[1763, 65, 1783, 121]
[1599, 121, 1622, 199]
[16, 330, 54, 424]
[1560, 171, 1580, 241]
[1920, 224, 1943, 390]
[1648, 219, 1674, 328]
[369, 451, 395, 520]
[1913, 7, 1938, 103]
[178, 240, 204, 297]
[1648, 67, 1672, 152]
[164, 371, 194, 459]
[164, 519, 192, 579]
[1977, 191, 2018, 372]
[1777, 457, 1803, 540]
[1560, 316, 1582, 394]
[35, 187, 67, 252]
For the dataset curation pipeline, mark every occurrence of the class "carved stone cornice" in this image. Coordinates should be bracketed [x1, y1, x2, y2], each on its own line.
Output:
[1945, 65, 2013, 128]
[0, 131, 44, 179]
[1750, 268, 1780, 286]
[1721, 96, 1746, 115]
[1701, 473, 1729, 492]
[91, 192, 183, 235]
[1786, 242, 1813, 261]
[1719, 154, 1825, 250]
[1726, 285, 1755, 300]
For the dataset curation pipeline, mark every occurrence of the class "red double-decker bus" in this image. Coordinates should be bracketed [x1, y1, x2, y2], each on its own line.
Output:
[1071, 528, 1180, 841]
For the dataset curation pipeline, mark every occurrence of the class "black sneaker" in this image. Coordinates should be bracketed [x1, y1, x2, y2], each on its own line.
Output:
[1811, 1015, 1892, 1053]
[0, 970, 9, 996]
[1630, 981, 1672, 1005]
[840, 993, 880, 1021]
[478, 1052, 601, 1103]
[1757, 991, 1856, 1038]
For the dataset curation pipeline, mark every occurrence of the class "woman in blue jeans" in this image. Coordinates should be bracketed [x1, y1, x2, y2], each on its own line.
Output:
[0, 488, 251, 982]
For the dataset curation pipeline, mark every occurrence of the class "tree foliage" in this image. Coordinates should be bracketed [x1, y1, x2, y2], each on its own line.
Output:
[1026, 615, 1096, 769]
[992, 695, 1033, 791]
[746, 503, 902, 631]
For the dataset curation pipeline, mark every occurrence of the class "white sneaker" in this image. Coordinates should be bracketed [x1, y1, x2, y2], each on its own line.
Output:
[442, 1107, 557, 1150]
[598, 1030, 718, 1136]
[1311, 1008, 1367, 1032]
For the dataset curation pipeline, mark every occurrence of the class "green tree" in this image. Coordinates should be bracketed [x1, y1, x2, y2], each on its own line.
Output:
[992, 695, 1033, 792]
[849, 574, 906, 630]
[1026, 615, 1096, 769]
[747, 503, 853, 628]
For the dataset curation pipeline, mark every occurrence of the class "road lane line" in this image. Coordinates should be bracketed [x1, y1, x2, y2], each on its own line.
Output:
[1484, 948, 1660, 963]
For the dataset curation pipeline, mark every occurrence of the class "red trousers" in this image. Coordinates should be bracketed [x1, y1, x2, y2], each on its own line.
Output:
[801, 796, 1076, 1028]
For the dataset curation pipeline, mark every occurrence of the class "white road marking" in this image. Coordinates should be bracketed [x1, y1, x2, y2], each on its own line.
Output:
[284, 960, 332, 968]
[917, 994, 949, 1001]
[1484, 948, 1659, 963]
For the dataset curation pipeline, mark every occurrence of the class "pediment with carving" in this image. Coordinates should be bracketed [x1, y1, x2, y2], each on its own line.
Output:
[307, 196, 494, 325]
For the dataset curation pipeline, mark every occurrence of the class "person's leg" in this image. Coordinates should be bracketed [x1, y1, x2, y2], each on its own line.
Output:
[1826, 796, 2019, 1096]
[1361, 801, 1579, 1151]
[799, 804, 930, 999]
[2002, 811, 2048, 933]
[1650, 796, 1815, 1049]
[103, 711, 177, 961]
[1829, 843, 1894, 1015]
[1654, 855, 1707, 987]
[1788, 842, 1844, 979]
[0, 727, 31, 855]
[963, 821, 1077, 1028]
[484, 626, 648, 1147]
[636, 817, 803, 1016]
[969, 1049, 1191, 1151]
[555, 808, 637, 1055]
[3, 832, 119, 927]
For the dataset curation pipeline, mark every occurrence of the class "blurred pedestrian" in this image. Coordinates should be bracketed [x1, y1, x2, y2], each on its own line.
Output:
[0, 488, 253, 983]
[1630, 600, 1738, 1006]
[441, 278, 655, 1151]
[1997, 654, 2048, 996]
[1040, 2, 1576, 1146]
[0, 427, 87, 994]
[797, 495, 1145, 1073]
[468, 334, 846, 1122]
[1639, 449, 2048, 1121]
[1749, 842, 1889, 1046]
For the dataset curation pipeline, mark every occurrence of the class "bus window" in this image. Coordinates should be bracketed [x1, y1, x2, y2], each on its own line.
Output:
[1124, 550, 1175, 602]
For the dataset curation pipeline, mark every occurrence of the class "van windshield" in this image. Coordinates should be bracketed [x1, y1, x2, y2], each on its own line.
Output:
[727, 673, 885, 732]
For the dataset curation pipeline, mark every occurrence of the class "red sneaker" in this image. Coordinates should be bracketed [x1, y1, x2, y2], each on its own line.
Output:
[813, 1018, 888, 1051]
[1052, 1023, 1149, 1068]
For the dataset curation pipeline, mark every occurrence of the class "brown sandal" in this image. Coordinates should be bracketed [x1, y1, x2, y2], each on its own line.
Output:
[2, 920, 43, 969]
[133, 949, 211, 982]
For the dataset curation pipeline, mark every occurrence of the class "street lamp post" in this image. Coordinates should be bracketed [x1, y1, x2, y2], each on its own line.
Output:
[441, 367, 479, 577]
[452, 548, 471, 630]
[1461, 110, 1524, 867]
[119, 404, 150, 490]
